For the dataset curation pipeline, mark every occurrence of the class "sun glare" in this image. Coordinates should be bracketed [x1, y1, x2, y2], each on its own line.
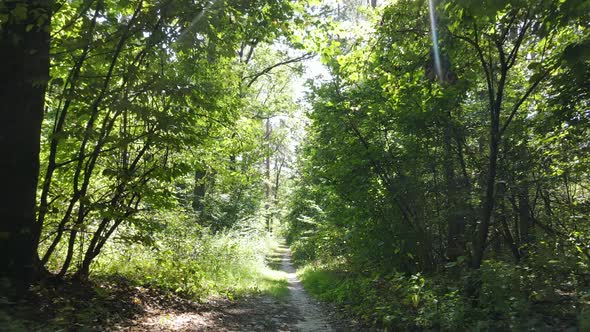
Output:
[428, 0, 443, 81]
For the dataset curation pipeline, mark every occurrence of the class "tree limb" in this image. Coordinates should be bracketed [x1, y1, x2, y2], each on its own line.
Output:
[244, 53, 314, 88]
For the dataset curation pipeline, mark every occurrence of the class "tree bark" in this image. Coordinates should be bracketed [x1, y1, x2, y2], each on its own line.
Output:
[518, 185, 532, 248]
[472, 98, 501, 268]
[0, 0, 52, 292]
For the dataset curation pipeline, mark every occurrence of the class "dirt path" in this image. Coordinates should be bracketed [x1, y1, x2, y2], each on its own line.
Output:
[125, 248, 340, 331]
[281, 249, 334, 332]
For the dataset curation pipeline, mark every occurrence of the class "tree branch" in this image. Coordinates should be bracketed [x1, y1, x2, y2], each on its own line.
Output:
[244, 53, 314, 88]
[499, 70, 549, 136]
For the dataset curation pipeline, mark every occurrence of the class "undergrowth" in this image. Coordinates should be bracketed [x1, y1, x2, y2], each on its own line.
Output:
[1, 214, 289, 331]
[91, 214, 289, 300]
[298, 260, 590, 331]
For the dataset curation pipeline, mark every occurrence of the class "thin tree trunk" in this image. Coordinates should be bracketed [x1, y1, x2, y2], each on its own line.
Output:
[76, 194, 140, 279]
[37, 0, 99, 248]
[518, 185, 532, 248]
[497, 182, 521, 261]
[52, 1, 143, 276]
[472, 104, 501, 268]
[265, 118, 272, 232]
[443, 114, 465, 261]
[75, 143, 152, 279]
[472, 43, 508, 268]
[193, 169, 207, 212]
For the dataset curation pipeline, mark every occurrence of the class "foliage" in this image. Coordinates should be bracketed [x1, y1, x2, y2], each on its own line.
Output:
[3, 0, 590, 330]
[25, 0, 309, 281]
[299, 264, 465, 330]
[299, 257, 590, 330]
[92, 212, 289, 299]
[287, 0, 590, 329]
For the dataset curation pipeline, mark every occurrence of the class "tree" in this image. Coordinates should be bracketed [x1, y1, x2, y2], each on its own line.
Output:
[31, 0, 303, 278]
[288, 0, 590, 278]
[0, 0, 53, 291]
[443, 0, 589, 267]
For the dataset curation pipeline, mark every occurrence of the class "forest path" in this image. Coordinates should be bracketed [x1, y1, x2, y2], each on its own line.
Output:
[280, 247, 334, 332]
[126, 245, 340, 331]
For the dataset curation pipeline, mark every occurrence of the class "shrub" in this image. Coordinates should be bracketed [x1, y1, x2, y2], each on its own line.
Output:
[92, 214, 287, 299]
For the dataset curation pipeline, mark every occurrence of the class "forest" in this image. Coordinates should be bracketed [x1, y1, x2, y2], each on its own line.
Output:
[1, 0, 589, 330]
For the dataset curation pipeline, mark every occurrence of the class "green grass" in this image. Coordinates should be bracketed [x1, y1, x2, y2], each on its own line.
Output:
[257, 244, 290, 298]
[265, 245, 288, 270]
[297, 264, 454, 329]
[298, 265, 343, 301]
[92, 227, 290, 301]
[259, 266, 289, 298]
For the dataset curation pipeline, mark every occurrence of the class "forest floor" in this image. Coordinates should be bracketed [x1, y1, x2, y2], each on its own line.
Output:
[125, 245, 351, 331]
[1, 246, 358, 331]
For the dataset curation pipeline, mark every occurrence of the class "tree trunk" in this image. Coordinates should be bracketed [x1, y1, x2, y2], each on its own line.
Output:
[264, 118, 272, 232]
[472, 112, 500, 268]
[37, 2, 99, 244]
[193, 169, 207, 212]
[497, 182, 521, 262]
[518, 185, 532, 249]
[472, 59, 507, 268]
[443, 116, 465, 261]
[0, 0, 52, 292]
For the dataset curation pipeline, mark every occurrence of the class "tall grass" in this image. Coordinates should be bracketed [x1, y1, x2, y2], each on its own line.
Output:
[92, 214, 288, 300]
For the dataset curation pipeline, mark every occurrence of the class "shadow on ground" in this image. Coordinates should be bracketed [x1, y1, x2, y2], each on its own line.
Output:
[0, 245, 309, 331]
[266, 245, 289, 271]
[1, 276, 156, 331]
[127, 244, 301, 331]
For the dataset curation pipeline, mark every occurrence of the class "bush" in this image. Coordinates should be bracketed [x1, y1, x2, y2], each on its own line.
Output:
[291, 239, 317, 265]
[92, 214, 287, 299]
[297, 255, 590, 331]
[298, 266, 455, 329]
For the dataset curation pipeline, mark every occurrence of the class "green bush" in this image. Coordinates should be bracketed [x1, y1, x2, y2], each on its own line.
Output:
[291, 239, 317, 265]
[298, 256, 590, 331]
[299, 267, 463, 329]
[475, 260, 530, 328]
[92, 215, 287, 299]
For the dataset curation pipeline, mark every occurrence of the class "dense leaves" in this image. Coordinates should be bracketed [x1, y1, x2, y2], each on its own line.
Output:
[31, 0, 305, 279]
[287, 0, 590, 329]
[0, 0, 307, 295]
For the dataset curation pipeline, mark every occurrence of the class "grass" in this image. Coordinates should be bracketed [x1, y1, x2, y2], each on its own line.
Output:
[297, 260, 590, 330]
[265, 245, 288, 270]
[258, 244, 291, 298]
[298, 265, 343, 301]
[90, 226, 291, 301]
[259, 266, 289, 299]
[1, 227, 293, 331]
